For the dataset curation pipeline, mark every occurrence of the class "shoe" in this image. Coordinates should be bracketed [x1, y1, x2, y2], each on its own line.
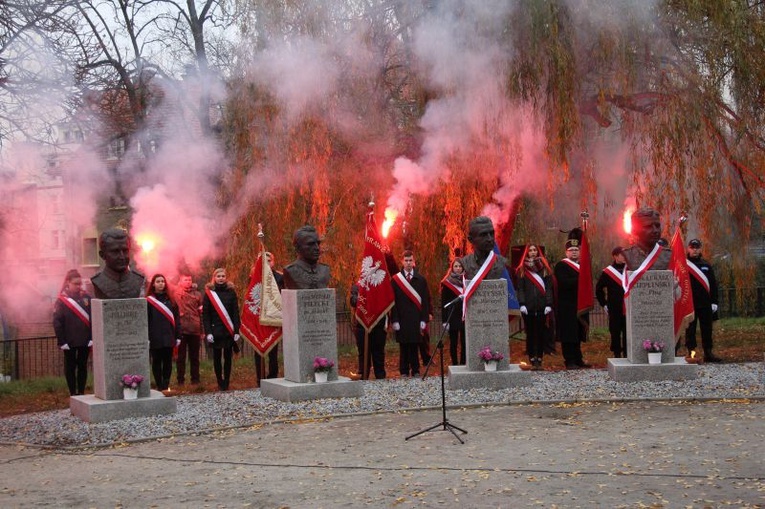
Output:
[705, 354, 722, 363]
[565, 363, 580, 370]
[577, 361, 592, 368]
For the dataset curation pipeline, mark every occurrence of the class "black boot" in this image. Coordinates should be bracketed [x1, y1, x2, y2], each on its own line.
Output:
[704, 351, 722, 363]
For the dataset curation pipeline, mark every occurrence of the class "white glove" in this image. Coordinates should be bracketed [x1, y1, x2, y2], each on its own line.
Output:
[544, 306, 552, 315]
[176, 339, 181, 347]
[420, 321, 426, 330]
[60, 344, 70, 351]
[234, 334, 240, 342]
[442, 322, 449, 331]
[206, 334, 214, 344]
[392, 322, 400, 331]
[603, 305, 609, 314]
[711, 304, 718, 313]
[520, 305, 528, 315]
[87, 340, 93, 348]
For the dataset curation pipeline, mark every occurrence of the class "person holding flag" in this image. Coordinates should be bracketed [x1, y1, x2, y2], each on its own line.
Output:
[53, 269, 92, 396]
[146, 274, 180, 391]
[202, 268, 240, 391]
[554, 229, 592, 369]
[684, 239, 721, 362]
[240, 243, 284, 386]
[596, 247, 627, 358]
[351, 208, 395, 379]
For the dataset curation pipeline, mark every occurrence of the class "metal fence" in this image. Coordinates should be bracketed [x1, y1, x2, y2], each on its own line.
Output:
[1, 288, 761, 382]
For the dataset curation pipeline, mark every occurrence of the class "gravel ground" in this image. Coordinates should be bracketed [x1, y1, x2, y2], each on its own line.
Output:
[1, 362, 762, 449]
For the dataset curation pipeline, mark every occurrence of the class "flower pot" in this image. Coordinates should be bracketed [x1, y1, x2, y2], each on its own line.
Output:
[123, 387, 138, 400]
[315, 371, 328, 383]
[647, 352, 662, 365]
[484, 360, 497, 372]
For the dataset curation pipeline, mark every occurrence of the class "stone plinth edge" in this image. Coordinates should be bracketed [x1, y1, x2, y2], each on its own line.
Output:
[70, 390, 177, 423]
[260, 376, 363, 402]
[448, 364, 532, 390]
[607, 357, 700, 382]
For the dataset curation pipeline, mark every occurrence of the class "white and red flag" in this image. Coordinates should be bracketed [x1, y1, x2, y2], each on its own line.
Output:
[670, 227, 695, 340]
[355, 212, 394, 331]
[240, 244, 282, 357]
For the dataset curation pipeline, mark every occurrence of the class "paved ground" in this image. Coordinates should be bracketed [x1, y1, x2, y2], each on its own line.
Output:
[0, 399, 763, 508]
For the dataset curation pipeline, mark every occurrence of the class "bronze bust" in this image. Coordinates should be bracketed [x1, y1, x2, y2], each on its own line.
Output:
[623, 207, 671, 271]
[459, 216, 509, 279]
[90, 228, 146, 299]
[282, 226, 331, 289]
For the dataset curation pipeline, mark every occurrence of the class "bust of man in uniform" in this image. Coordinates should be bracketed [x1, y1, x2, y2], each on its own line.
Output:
[459, 216, 509, 280]
[623, 207, 671, 271]
[282, 225, 331, 289]
[90, 228, 146, 299]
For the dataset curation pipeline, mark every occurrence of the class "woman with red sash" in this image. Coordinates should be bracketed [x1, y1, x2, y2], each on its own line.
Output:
[53, 269, 92, 396]
[202, 268, 240, 390]
[441, 259, 466, 365]
[515, 245, 553, 370]
[147, 274, 180, 391]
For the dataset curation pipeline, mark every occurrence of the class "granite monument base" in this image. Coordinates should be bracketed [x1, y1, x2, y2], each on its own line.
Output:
[69, 391, 177, 423]
[607, 357, 700, 382]
[448, 364, 532, 391]
[260, 376, 363, 403]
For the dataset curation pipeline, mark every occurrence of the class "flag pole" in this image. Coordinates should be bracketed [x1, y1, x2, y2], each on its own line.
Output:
[362, 200, 375, 380]
[256, 223, 265, 385]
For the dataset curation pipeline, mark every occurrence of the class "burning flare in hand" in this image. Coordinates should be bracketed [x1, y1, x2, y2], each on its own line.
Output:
[381, 208, 398, 239]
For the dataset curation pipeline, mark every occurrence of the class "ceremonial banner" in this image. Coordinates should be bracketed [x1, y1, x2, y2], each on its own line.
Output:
[355, 213, 394, 331]
[240, 248, 282, 356]
[576, 230, 594, 317]
[260, 249, 283, 327]
[670, 228, 695, 339]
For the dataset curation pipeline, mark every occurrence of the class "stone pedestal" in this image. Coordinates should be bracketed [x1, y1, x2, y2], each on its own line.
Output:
[261, 289, 361, 402]
[70, 299, 176, 422]
[448, 280, 531, 390]
[607, 357, 700, 382]
[609, 270, 698, 381]
[70, 390, 177, 423]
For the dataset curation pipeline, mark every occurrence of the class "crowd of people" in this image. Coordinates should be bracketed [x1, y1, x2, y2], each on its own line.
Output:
[54, 209, 723, 396]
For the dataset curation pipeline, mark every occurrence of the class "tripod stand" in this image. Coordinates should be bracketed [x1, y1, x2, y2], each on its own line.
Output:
[405, 302, 467, 443]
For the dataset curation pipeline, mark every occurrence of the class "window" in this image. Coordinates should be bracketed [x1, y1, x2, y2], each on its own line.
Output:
[82, 237, 99, 266]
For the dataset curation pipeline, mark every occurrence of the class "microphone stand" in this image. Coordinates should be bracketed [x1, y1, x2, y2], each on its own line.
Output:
[405, 302, 467, 443]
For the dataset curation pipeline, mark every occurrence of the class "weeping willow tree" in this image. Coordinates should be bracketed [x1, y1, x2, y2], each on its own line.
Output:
[217, 0, 765, 303]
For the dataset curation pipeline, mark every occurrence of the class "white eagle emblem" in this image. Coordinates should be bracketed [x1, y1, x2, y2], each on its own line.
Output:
[247, 283, 262, 315]
[357, 256, 387, 290]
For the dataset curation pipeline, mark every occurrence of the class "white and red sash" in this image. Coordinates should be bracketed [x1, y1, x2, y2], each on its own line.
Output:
[441, 276, 462, 296]
[147, 296, 176, 328]
[560, 258, 580, 272]
[525, 271, 546, 295]
[603, 265, 623, 285]
[58, 295, 90, 327]
[393, 273, 422, 310]
[622, 243, 661, 298]
[463, 251, 497, 320]
[687, 261, 711, 293]
[205, 287, 235, 336]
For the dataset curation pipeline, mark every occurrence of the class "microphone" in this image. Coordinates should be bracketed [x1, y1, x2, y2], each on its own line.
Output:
[443, 295, 463, 309]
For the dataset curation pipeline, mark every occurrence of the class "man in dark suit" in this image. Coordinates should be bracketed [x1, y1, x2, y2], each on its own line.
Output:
[390, 250, 431, 377]
[685, 239, 721, 362]
[596, 246, 627, 358]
